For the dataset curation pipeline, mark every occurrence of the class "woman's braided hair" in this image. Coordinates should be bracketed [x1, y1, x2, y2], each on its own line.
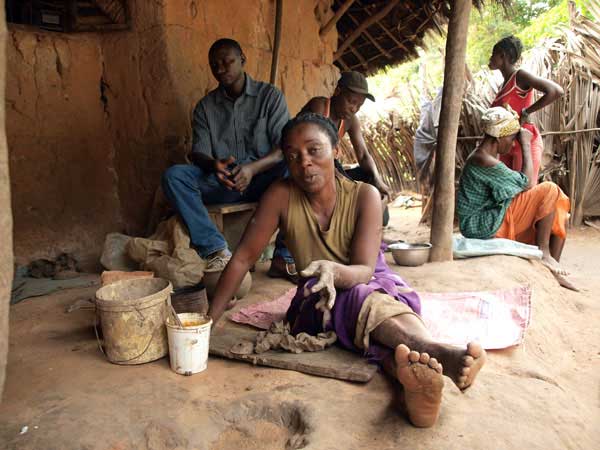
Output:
[493, 35, 524, 64]
[281, 112, 340, 148]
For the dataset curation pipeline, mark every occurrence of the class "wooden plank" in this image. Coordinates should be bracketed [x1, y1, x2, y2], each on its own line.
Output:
[207, 202, 257, 215]
[208, 212, 224, 233]
[209, 326, 378, 383]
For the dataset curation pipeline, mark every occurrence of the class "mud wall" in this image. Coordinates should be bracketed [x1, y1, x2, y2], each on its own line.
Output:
[7, 28, 122, 268]
[6, 0, 339, 267]
[1, 0, 13, 398]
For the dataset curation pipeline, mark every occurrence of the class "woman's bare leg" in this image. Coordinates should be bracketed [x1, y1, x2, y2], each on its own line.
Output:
[549, 216, 568, 261]
[535, 211, 577, 290]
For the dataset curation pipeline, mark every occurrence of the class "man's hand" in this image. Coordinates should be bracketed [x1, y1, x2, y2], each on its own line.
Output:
[300, 260, 337, 328]
[518, 127, 533, 148]
[231, 163, 255, 192]
[214, 156, 236, 190]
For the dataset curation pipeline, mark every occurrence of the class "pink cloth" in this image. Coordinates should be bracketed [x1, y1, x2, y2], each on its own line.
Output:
[231, 288, 296, 329]
[230, 285, 532, 350]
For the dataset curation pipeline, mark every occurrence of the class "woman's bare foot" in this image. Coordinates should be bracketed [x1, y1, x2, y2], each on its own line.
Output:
[541, 254, 568, 276]
[428, 341, 486, 391]
[455, 342, 486, 390]
[395, 344, 444, 428]
[551, 271, 579, 291]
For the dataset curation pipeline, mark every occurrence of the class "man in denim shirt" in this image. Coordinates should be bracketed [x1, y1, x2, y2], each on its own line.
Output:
[162, 39, 291, 272]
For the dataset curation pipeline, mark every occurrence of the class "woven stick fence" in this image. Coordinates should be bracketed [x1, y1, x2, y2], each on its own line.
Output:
[337, 112, 420, 194]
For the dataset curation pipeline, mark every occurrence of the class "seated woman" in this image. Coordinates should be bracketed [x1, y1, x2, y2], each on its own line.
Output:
[457, 106, 576, 290]
[208, 113, 486, 428]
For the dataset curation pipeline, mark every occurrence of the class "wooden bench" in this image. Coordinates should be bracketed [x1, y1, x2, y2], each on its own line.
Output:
[207, 202, 258, 252]
[147, 186, 264, 253]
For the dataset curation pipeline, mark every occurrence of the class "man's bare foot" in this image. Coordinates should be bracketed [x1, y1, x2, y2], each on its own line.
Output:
[541, 254, 568, 276]
[551, 271, 579, 291]
[395, 344, 444, 428]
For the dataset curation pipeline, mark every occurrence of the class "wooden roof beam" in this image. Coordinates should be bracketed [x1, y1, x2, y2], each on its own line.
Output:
[334, 0, 400, 61]
[349, 44, 369, 70]
[337, 57, 351, 71]
[320, 0, 356, 37]
[347, 12, 393, 60]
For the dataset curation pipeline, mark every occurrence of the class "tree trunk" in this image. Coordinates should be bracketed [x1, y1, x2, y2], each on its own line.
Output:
[429, 0, 471, 262]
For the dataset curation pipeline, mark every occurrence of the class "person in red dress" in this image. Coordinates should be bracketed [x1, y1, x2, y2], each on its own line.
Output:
[489, 36, 564, 184]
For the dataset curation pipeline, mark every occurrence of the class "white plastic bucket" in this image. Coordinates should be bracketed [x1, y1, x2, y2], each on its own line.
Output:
[166, 313, 212, 375]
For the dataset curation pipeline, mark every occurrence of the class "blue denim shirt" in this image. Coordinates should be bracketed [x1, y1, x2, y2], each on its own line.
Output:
[191, 74, 290, 164]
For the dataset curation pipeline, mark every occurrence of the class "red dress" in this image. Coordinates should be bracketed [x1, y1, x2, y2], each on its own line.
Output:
[491, 70, 543, 184]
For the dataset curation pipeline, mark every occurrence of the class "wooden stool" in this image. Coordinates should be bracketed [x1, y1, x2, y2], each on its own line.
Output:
[207, 202, 257, 252]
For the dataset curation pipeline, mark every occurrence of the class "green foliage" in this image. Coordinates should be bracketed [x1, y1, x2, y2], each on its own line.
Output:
[468, 0, 591, 69]
[367, 0, 593, 118]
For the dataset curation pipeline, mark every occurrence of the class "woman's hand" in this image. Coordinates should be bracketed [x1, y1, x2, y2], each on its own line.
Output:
[518, 127, 533, 148]
[519, 108, 532, 125]
[300, 260, 338, 327]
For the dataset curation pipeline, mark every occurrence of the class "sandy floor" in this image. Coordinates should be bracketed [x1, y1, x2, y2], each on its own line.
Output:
[1, 207, 599, 450]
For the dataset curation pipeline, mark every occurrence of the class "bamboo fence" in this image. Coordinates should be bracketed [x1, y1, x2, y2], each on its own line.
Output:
[337, 111, 420, 193]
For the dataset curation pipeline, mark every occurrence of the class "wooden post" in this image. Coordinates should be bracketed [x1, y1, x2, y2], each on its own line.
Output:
[319, 0, 355, 37]
[429, 0, 471, 262]
[0, 0, 13, 399]
[270, 0, 283, 85]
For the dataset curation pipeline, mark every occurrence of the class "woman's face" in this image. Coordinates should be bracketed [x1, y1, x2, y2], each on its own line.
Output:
[497, 133, 517, 154]
[283, 122, 336, 193]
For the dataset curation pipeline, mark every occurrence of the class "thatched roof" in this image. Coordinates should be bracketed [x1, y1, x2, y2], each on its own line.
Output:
[331, 0, 501, 75]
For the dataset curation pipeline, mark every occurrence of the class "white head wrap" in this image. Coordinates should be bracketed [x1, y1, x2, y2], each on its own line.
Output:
[481, 106, 521, 138]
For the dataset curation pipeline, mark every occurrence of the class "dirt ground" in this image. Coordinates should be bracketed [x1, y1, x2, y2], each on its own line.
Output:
[1, 207, 599, 450]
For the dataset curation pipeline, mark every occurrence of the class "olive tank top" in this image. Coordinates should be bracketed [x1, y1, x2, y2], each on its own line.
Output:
[283, 175, 362, 272]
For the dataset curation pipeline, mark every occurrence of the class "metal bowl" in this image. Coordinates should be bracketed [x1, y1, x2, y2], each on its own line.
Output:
[389, 242, 432, 267]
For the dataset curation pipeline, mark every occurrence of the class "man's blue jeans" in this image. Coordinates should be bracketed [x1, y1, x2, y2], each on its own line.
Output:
[162, 161, 293, 262]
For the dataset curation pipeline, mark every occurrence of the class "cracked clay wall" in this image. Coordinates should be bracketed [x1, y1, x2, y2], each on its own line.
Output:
[7, 0, 339, 267]
[7, 26, 122, 268]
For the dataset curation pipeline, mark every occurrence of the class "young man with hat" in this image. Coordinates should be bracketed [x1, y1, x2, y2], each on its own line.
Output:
[300, 71, 391, 205]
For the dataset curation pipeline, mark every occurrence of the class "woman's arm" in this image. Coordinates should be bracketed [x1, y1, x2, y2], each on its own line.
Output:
[207, 182, 288, 323]
[518, 128, 535, 190]
[516, 70, 564, 123]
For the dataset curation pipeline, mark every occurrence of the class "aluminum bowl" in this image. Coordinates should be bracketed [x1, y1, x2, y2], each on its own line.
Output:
[388, 242, 432, 267]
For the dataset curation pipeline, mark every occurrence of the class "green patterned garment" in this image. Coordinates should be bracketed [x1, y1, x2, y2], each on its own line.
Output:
[457, 162, 528, 239]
